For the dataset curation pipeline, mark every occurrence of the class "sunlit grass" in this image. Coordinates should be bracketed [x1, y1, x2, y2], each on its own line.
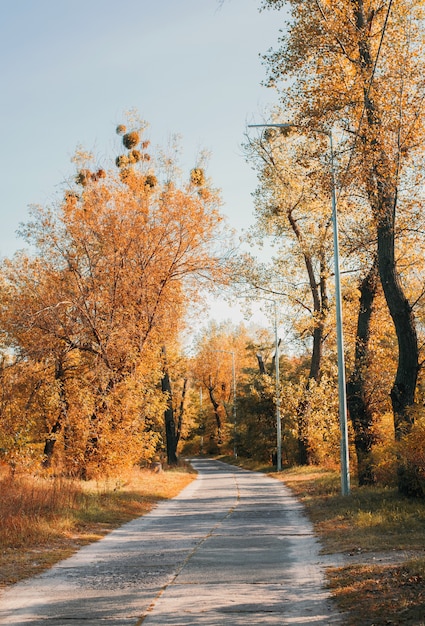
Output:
[276, 467, 425, 554]
[221, 456, 425, 623]
[217, 454, 274, 474]
[0, 465, 195, 588]
[328, 559, 425, 625]
[272, 465, 425, 624]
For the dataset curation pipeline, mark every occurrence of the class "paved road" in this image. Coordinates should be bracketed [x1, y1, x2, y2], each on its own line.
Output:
[0, 459, 343, 625]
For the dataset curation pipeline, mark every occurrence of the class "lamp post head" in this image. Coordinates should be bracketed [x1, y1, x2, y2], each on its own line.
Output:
[247, 123, 331, 139]
[247, 123, 295, 139]
[248, 123, 294, 129]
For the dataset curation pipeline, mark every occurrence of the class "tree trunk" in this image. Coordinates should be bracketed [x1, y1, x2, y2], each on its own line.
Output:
[377, 216, 420, 496]
[347, 259, 378, 485]
[353, 0, 419, 493]
[296, 400, 309, 466]
[208, 386, 223, 445]
[42, 419, 62, 469]
[175, 378, 188, 445]
[377, 217, 418, 435]
[161, 347, 178, 466]
[42, 359, 69, 469]
[368, 142, 419, 496]
[296, 257, 328, 465]
[257, 353, 267, 375]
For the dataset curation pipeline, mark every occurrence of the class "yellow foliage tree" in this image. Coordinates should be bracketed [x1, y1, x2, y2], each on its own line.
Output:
[0, 117, 230, 477]
[190, 323, 252, 454]
[261, 0, 425, 494]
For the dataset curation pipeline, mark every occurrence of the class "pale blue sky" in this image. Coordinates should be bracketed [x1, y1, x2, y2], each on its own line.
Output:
[0, 0, 285, 255]
[0, 0, 288, 330]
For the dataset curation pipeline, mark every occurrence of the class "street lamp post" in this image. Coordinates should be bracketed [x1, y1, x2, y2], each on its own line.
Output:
[273, 300, 282, 472]
[328, 132, 350, 497]
[253, 297, 282, 471]
[230, 351, 237, 458]
[199, 387, 204, 455]
[248, 123, 350, 495]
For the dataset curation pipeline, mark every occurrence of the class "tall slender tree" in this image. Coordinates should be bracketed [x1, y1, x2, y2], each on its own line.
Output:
[346, 258, 379, 484]
[261, 0, 425, 492]
[244, 131, 332, 463]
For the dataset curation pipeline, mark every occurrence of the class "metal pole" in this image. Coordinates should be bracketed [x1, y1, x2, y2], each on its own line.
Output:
[274, 301, 282, 471]
[231, 351, 237, 458]
[329, 131, 350, 495]
[199, 387, 204, 455]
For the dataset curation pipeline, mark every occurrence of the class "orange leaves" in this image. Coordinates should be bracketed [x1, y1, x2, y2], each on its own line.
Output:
[0, 118, 230, 476]
[264, 0, 425, 165]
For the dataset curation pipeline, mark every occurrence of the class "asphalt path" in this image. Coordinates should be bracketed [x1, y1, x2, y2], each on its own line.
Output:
[0, 459, 343, 625]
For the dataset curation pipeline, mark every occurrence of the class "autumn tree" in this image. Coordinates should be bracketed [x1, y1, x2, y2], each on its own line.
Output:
[160, 346, 193, 465]
[190, 322, 251, 454]
[0, 116, 230, 477]
[260, 0, 425, 493]
[0, 356, 47, 472]
[242, 130, 334, 463]
[237, 328, 289, 464]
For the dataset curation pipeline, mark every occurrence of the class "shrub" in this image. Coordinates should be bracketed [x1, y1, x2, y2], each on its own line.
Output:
[397, 411, 425, 497]
[75, 169, 92, 186]
[129, 149, 141, 163]
[115, 154, 129, 169]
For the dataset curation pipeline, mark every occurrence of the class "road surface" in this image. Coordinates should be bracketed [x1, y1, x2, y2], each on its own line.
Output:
[0, 459, 343, 625]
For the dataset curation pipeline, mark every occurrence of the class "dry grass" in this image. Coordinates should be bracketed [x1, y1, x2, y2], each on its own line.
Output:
[328, 560, 425, 625]
[0, 464, 195, 589]
[276, 466, 425, 625]
[279, 466, 425, 553]
[220, 457, 425, 623]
